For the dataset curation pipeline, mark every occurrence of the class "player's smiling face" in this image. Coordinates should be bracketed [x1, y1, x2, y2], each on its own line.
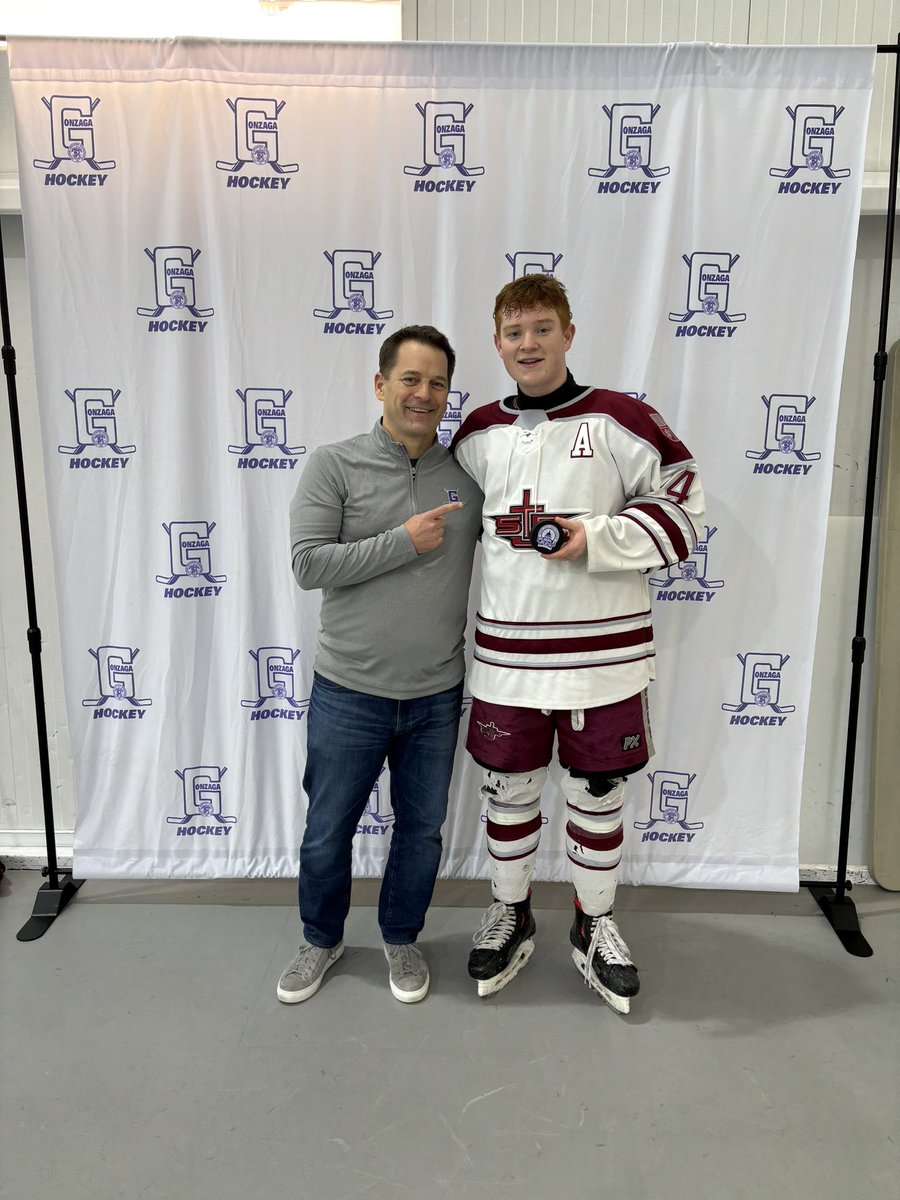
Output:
[494, 304, 575, 397]
[375, 340, 450, 456]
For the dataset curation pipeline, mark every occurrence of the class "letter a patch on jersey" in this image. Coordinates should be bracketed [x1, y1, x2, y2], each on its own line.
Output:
[570, 421, 594, 458]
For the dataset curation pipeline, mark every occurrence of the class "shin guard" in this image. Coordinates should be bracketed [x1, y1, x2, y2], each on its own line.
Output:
[481, 767, 548, 903]
[561, 770, 626, 917]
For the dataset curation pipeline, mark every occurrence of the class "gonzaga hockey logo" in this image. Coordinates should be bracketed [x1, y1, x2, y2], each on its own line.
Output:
[650, 526, 724, 602]
[157, 522, 226, 597]
[58, 388, 135, 468]
[216, 97, 298, 185]
[770, 105, 850, 193]
[669, 252, 746, 338]
[747, 394, 821, 474]
[358, 768, 393, 836]
[242, 647, 309, 721]
[723, 652, 796, 725]
[168, 766, 236, 834]
[506, 251, 563, 280]
[437, 390, 469, 447]
[33, 94, 116, 185]
[138, 246, 214, 331]
[589, 102, 670, 192]
[404, 101, 484, 190]
[314, 250, 394, 334]
[228, 388, 306, 468]
[82, 645, 151, 718]
[634, 770, 703, 842]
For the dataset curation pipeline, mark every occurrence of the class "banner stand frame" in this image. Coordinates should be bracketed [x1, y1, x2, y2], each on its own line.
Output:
[1, 36, 897, 947]
[0, 215, 84, 942]
[798, 35, 900, 957]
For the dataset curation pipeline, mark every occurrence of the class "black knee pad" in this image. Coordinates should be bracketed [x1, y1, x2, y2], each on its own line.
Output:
[566, 768, 628, 799]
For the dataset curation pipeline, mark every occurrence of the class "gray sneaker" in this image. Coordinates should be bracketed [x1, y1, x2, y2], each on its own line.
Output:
[276, 940, 343, 1004]
[383, 942, 430, 1003]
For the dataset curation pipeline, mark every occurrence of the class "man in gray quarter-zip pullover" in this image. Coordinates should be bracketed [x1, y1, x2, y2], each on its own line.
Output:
[277, 326, 482, 1008]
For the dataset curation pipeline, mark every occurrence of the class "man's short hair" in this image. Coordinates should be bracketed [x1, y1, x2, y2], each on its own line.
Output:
[493, 275, 572, 334]
[378, 325, 456, 385]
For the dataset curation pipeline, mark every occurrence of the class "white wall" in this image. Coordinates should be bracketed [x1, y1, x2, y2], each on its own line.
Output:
[2, 0, 899, 877]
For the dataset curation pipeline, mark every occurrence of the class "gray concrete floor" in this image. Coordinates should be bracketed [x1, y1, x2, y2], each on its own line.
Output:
[2, 870, 898, 1200]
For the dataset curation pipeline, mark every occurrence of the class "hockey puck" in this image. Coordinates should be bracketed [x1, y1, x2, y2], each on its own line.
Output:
[530, 519, 568, 554]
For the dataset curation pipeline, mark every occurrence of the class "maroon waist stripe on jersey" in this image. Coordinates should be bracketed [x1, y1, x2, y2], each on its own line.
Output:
[474, 626, 652, 656]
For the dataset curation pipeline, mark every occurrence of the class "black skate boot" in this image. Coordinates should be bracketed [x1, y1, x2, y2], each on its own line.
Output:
[570, 907, 639, 1014]
[468, 895, 536, 997]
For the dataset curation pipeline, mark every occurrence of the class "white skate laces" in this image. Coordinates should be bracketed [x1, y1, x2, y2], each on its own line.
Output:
[581, 914, 632, 985]
[472, 901, 517, 949]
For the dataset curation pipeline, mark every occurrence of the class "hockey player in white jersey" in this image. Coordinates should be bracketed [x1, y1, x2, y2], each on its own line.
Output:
[452, 275, 706, 1012]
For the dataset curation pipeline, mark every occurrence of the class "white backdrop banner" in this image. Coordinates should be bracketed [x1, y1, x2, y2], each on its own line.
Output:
[9, 39, 874, 886]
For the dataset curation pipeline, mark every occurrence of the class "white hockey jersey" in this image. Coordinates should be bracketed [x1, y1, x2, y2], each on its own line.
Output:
[452, 385, 706, 709]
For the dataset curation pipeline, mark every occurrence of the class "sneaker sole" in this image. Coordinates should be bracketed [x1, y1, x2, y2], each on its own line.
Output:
[384, 944, 430, 1003]
[475, 938, 535, 998]
[388, 972, 430, 1004]
[570, 947, 632, 1014]
[276, 944, 344, 1004]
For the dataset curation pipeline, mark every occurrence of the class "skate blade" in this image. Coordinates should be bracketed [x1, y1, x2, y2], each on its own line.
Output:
[570, 948, 631, 1014]
[475, 939, 535, 997]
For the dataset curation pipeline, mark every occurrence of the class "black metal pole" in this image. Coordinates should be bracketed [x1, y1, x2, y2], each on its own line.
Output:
[0, 218, 83, 939]
[804, 37, 900, 956]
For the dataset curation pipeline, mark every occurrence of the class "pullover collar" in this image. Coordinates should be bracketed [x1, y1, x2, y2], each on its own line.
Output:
[372, 418, 443, 463]
[511, 369, 583, 412]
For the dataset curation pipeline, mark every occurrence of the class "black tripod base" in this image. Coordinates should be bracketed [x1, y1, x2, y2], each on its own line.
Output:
[17, 875, 85, 942]
[807, 885, 873, 957]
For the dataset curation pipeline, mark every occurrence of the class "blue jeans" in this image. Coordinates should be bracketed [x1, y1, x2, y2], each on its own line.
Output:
[299, 673, 464, 947]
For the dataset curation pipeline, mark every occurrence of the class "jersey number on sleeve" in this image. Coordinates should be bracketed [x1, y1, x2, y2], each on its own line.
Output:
[665, 470, 695, 506]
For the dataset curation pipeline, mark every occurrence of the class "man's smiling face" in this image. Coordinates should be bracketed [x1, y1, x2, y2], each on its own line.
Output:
[375, 340, 450, 455]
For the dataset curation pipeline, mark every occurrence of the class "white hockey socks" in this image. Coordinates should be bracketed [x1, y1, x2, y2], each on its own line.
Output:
[481, 767, 548, 904]
[561, 771, 627, 917]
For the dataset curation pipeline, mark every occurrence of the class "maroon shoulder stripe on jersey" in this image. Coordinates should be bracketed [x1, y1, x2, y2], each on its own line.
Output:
[451, 401, 517, 451]
[625, 500, 691, 561]
[547, 388, 692, 467]
[475, 627, 653, 656]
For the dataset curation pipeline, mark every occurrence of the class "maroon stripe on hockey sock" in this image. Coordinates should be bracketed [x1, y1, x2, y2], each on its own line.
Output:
[475, 627, 652, 655]
[490, 847, 540, 863]
[565, 852, 621, 871]
[487, 814, 542, 842]
[625, 501, 690, 561]
[566, 822, 624, 853]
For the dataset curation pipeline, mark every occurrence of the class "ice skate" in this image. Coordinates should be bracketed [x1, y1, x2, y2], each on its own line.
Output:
[570, 909, 639, 1014]
[468, 896, 536, 997]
